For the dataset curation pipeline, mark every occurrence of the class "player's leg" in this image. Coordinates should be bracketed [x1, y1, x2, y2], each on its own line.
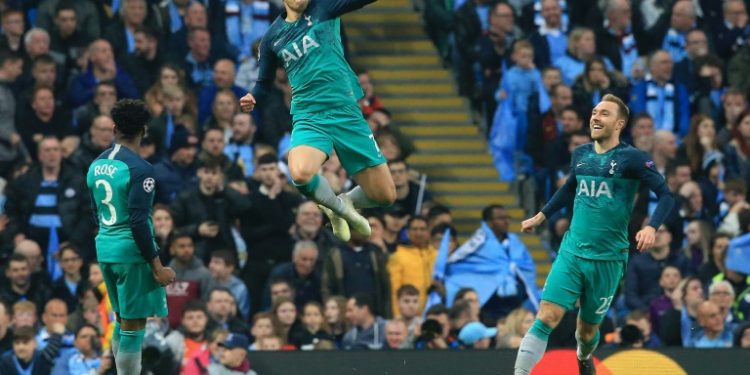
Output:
[112, 262, 169, 375]
[576, 258, 625, 374]
[99, 264, 122, 357]
[349, 163, 397, 209]
[117, 317, 147, 375]
[288, 145, 346, 213]
[515, 250, 583, 375]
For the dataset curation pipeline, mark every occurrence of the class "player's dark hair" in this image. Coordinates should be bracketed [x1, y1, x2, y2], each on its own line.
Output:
[431, 223, 457, 238]
[481, 204, 506, 222]
[602, 93, 630, 123]
[111, 99, 150, 139]
[397, 284, 420, 299]
[211, 249, 237, 269]
[181, 300, 208, 317]
[407, 215, 428, 228]
[256, 153, 278, 166]
[349, 293, 375, 315]
[425, 304, 448, 317]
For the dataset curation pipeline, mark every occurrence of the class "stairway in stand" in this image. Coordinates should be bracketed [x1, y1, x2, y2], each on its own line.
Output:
[345, 0, 549, 286]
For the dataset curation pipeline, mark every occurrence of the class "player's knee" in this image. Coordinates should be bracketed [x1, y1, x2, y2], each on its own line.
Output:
[536, 306, 564, 328]
[376, 182, 397, 206]
[289, 164, 317, 185]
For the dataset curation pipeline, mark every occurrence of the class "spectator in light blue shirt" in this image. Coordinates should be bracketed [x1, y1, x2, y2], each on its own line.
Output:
[685, 301, 734, 348]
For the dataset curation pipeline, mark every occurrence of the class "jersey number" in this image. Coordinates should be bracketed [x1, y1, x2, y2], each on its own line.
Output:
[368, 134, 381, 153]
[95, 180, 117, 226]
[595, 296, 614, 315]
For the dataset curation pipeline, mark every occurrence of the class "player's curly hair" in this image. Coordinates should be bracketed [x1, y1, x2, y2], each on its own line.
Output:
[111, 99, 150, 138]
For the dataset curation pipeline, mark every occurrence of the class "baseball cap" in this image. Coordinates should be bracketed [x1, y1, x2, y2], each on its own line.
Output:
[458, 322, 497, 345]
[218, 333, 250, 350]
[168, 125, 198, 156]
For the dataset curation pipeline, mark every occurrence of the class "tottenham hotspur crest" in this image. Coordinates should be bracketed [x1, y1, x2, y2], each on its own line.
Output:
[143, 178, 155, 193]
[609, 161, 617, 175]
[304, 15, 313, 26]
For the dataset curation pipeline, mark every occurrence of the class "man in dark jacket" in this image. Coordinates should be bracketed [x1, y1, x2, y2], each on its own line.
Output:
[322, 231, 391, 318]
[239, 153, 301, 316]
[5, 137, 93, 261]
[170, 154, 249, 263]
[267, 241, 322, 310]
[153, 125, 198, 204]
[625, 225, 694, 311]
[68, 115, 114, 172]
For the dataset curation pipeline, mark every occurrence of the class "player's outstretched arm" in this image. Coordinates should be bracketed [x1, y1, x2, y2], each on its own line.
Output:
[635, 152, 675, 251]
[241, 36, 279, 112]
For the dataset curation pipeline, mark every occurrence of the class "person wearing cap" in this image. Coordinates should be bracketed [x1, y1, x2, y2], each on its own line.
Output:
[0, 325, 63, 375]
[153, 124, 198, 204]
[211, 333, 257, 375]
[458, 321, 497, 349]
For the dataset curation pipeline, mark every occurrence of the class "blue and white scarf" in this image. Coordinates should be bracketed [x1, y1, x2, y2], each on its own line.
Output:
[662, 28, 686, 63]
[225, 0, 272, 60]
[645, 78, 676, 132]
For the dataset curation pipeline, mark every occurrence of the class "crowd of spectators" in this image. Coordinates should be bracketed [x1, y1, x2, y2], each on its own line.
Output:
[422, 0, 750, 355]
[0, 0, 749, 374]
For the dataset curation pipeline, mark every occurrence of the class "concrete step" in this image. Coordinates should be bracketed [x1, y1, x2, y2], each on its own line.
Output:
[419, 166, 500, 180]
[345, 12, 421, 24]
[398, 125, 478, 137]
[369, 69, 452, 81]
[413, 139, 485, 151]
[392, 111, 471, 123]
[349, 40, 435, 55]
[346, 25, 425, 40]
[382, 98, 464, 109]
[407, 153, 492, 166]
[351, 55, 442, 68]
[429, 181, 510, 192]
[378, 83, 455, 96]
[435, 194, 516, 206]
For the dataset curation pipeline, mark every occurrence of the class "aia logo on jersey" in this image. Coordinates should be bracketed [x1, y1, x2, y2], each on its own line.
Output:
[577, 179, 613, 199]
[280, 36, 320, 66]
[143, 178, 155, 193]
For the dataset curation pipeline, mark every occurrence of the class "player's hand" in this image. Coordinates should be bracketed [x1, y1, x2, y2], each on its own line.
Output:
[153, 266, 176, 286]
[240, 93, 257, 112]
[635, 225, 656, 252]
[521, 212, 546, 233]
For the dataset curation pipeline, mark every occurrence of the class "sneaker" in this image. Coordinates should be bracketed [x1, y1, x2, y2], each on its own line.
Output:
[338, 194, 371, 237]
[577, 356, 596, 375]
[318, 204, 350, 242]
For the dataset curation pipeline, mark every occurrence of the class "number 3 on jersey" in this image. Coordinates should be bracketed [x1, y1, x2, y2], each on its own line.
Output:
[95, 179, 117, 226]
